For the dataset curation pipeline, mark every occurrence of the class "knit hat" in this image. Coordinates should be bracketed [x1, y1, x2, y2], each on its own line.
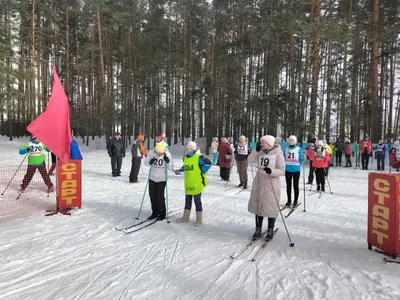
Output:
[344, 138, 350, 143]
[239, 135, 246, 141]
[288, 135, 297, 145]
[157, 135, 164, 141]
[187, 141, 197, 150]
[317, 140, 324, 147]
[365, 134, 369, 139]
[221, 137, 228, 143]
[155, 141, 166, 153]
[394, 141, 400, 148]
[322, 138, 327, 144]
[260, 135, 275, 147]
[137, 135, 144, 141]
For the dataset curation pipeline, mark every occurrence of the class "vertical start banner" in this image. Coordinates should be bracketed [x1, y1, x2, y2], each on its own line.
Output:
[368, 173, 400, 259]
[57, 160, 82, 209]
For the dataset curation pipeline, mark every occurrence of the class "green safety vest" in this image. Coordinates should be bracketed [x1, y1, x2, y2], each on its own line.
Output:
[183, 154, 208, 195]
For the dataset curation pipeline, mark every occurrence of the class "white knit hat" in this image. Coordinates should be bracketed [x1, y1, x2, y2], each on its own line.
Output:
[394, 141, 400, 148]
[221, 137, 228, 143]
[317, 140, 324, 147]
[187, 141, 197, 150]
[260, 135, 275, 147]
[288, 135, 297, 144]
[239, 135, 246, 141]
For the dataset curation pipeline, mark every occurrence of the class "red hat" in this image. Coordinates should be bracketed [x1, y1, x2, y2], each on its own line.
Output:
[157, 135, 164, 141]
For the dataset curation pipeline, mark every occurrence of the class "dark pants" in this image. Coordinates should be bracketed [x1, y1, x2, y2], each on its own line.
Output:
[255, 215, 276, 229]
[48, 163, 56, 175]
[111, 156, 122, 176]
[220, 167, 230, 181]
[315, 168, 325, 191]
[345, 154, 352, 167]
[285, 171, 300, 203]
[377, 156, 385, 171]
[21, 165, 53, 190]
[336, 151, 342, 165]
[237, 160, 248, 183]
[308, 160, 314, 184]
[362, 153, 370, 169]
[129, 157, 142, 182]
[148, 180, 166, 217]
[185, 194, 202, 212]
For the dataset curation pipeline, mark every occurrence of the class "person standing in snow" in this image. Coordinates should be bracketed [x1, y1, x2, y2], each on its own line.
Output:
[306, 138, 316, 184]
[217, 137, 232, 181]
[374, 140, 387, 171]
[48, 152, 57, 176]
[284, 135, 303, 208]
[344, 138, 352, 167]
[235, 135, 251, 189]
[360, 135, 373, 170]
[389, 141, 400, 170]
[247, 135, 285, 241]
[175, 141, 212, 226]
[211, 137, 219, 165]
[311, 140, 330, 192]
[19, 135, 54, 193]
[129, 135, 147, 183]
[334, 138, 344, 166]
[107, 132, 125, 177]
[228, 137, 236, 173]
[144, 142, 173, 220]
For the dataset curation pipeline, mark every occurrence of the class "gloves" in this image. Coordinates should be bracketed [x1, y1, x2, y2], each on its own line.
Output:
[28, 146, 34, 151]
[264, 167, 271, 174]
[164, 155, 170, 163]
[149, 158, 157, 165]
[256, 142, 261, 152]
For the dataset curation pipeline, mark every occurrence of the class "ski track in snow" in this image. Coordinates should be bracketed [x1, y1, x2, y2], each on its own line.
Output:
[1, 137, 400, 300]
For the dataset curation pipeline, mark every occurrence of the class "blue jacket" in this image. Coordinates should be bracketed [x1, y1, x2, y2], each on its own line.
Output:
[179, 151, 212, 174]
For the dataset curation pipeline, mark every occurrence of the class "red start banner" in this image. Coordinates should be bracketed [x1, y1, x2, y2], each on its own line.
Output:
[57, 160, 82, 209]
[368, 173, 400, 259]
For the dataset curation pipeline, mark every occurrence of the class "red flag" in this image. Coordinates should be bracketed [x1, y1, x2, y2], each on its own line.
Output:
[27, 67, 72, 163]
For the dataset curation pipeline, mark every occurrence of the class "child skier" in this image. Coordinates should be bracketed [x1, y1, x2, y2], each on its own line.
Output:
[344, 138, 352, 167]
[374, 140, 387, 171]
[306, 138, 316, 184]
[19, 136, 54, 193]
[360, 135, 373, 170]
[175, 141, 212, 226]
[311, 140, 330, 192]
[389, 141, 400, 170]
[235, 135, 251, 189]
[247, 135, 285, 241]
[284, 135, 303, 208]
[144, 142, 173, 221]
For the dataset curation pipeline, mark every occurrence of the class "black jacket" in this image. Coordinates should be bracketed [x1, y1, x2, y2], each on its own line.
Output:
[108, 138, 125, 157]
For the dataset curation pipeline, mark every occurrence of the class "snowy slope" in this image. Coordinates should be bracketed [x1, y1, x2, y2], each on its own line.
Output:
[0, 137, 399, 300]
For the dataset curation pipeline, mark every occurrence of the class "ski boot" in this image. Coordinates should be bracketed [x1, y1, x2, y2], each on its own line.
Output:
[266, 228, 274, 241]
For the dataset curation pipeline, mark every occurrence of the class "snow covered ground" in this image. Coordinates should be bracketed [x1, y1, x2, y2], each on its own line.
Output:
[0, 137, 399, 300]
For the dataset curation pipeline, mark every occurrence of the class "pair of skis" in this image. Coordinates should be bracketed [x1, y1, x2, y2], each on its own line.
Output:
[230, 228, 279, 261]
[115, 210, 177, 234]
[280, 202, 301, 218]
[383, 257, 400, 264]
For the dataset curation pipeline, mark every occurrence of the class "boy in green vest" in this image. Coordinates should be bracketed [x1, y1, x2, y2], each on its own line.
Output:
[175, 141, 212, 226]
[19, 136, 54, 193]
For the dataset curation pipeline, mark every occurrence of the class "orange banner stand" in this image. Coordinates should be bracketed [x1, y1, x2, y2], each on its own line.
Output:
[368, 173, 400, 259]
[46, 160, 82, 216]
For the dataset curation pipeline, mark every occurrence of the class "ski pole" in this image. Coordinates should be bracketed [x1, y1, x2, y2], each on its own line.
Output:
[136, 165, 153, 220]
[326, 174, 333, 194]
[1, 152, 29, 196]
[165, 162, 170, 223]
[303, 162, 306, 212]
[270, 177, 295, 247]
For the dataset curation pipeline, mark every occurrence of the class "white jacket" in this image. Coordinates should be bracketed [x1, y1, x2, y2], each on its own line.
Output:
[144, 150, 174, 183]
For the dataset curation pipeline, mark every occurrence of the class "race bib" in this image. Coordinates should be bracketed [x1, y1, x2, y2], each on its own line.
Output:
[237, 144, 248, 155]
[286, 147, 300, 166]
[258, 151, 277, 171]
[29, 142, 45, 156]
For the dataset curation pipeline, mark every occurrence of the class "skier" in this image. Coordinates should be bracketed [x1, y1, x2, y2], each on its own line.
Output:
[144, 142, 173, 221]
[360, 135, 373, 170]
[329, 140, 336, 167]
[175, 141, 212, 226]
[211, 137, 219, 165]
[156, 135, 169, 150]
[129, 135, 147, 183]
[107, 132, 125, 177]
[344, 138, 352, 167]
[48, 152, 57, 176]
[19, 135, 54, 193]
[217, 137, 232, 181]
[311, 140, 330, 192]
[334, 138, 344, 166]
[235, 135, 251, 189]
[247, 135, 285, 241]
[374, 140, 387, 171]
[389, 141, 400, 170]
[306, 138, 316, 184]
[284, 135, 303, 208]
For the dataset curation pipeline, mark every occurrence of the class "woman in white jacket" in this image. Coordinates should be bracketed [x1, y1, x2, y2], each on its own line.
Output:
[144, 142, 174, 220]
